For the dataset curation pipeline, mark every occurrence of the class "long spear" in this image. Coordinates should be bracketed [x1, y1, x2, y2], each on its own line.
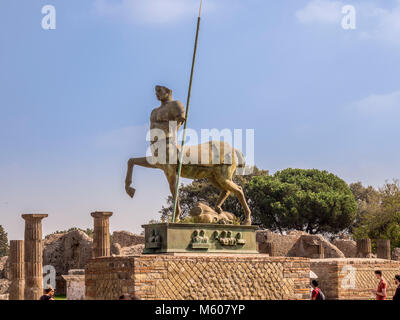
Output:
[171, 0, 203, 223]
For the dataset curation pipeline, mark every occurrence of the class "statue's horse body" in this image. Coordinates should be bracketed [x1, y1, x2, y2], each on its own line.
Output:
[125, 140, 252, 225]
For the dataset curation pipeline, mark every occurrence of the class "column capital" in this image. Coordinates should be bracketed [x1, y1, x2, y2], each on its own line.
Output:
[91, 211, 113, 219]
[21, 214, 48, 221]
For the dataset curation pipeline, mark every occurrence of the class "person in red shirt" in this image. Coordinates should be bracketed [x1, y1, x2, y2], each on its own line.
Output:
[311, 280, 324, 300]
[371, 270, 387, 300]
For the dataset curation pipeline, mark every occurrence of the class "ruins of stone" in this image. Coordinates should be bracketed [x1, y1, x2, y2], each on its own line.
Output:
[2, 211, 400, 300]
[62, 269, 85, 300]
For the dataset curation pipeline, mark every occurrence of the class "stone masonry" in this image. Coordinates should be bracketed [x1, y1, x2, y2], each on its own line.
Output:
[9, 240, 24, 300]
[112, 231, 144, 248]
[311, 258, 400, 300]
[62, 269, 85, 300]
[91, 212, 113, 258]
[376, 239, 391, 260]
[332, 239, 357, 258]
[22, 214, 48, 300]
[85, 255, 310, 300]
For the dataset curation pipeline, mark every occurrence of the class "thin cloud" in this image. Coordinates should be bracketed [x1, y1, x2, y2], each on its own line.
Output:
[296, 0, 343, 25]
[351, 90, 400, 114]
[94, 0, 214, 25]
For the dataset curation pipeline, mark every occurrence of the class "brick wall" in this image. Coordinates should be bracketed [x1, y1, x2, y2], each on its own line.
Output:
[311, 258, 400, 300]
[85, 255, 310, 300]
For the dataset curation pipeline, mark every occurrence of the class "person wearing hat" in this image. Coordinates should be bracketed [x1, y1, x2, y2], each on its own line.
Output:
[40, 286, 55, 301]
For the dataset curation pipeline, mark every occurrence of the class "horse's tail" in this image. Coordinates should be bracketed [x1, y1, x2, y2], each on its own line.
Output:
[234, 149, 247, 175]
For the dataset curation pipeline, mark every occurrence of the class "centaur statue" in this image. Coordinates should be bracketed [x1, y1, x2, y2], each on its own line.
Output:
[125, 86, 252, 225]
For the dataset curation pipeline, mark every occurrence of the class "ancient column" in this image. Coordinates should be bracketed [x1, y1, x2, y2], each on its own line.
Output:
[9, 240, 25, 300]
[91, 212, 113, 258]
[264, 242, 276, 257]
[22, 214, 48, 300]
[356, 239, 372, 258]
[377, 239, 391, 260]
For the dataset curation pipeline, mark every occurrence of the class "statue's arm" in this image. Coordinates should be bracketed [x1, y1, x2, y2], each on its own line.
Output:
[172, 101, 186, 124]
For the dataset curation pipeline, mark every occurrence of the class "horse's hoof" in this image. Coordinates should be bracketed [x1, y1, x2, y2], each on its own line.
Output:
[215, 207, 223, 214]
[126, 186, 136, 198]
[241, 219, 252, 226]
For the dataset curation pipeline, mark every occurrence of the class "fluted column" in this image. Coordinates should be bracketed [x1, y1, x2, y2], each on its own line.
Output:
[356, 238, 372, 258]
[22, 214, 48, 300]
[91, 212, 113, 258]
[9, 240, 25, 300]
[377, 239, 391, 260]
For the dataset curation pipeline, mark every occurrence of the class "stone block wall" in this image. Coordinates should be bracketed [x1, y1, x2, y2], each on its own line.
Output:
[112, 231, 144, 248]
[85, 255, 310, 300]
[256, 230, 304, 256]
[311, 258, 400, 300]
[332, 239, 357, 258]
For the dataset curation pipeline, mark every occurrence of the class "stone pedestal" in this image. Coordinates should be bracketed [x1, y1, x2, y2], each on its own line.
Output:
[9, 240, 24, 300]
[22, 214, 48, 300]
[377, 239, 391, 260]
[142, 223, 258, 254]
[62, 269, 85, 300]
[356, 239, 372, 258]
[91, 212, 113, 258]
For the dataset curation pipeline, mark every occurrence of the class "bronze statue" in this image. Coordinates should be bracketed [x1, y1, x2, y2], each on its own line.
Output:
[125, 85, 252, 225]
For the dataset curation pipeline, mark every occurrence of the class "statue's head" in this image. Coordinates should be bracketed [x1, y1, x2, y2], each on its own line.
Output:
[155, 85, 172, 102]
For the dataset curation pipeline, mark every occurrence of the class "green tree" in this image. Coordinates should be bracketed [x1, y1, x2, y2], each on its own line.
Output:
[247, 168, 357, 234]
[159, 167, 269, 221]
[353, 180, 400, 249]
[0, 225, 9, 257]
[349, 182, 381, 231]
[48, 227, 94, 238]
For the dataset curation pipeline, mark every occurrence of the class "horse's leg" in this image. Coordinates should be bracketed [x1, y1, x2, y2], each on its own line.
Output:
[217, 179, 251, 225]
[125, 157, 156, 198]
[209, 178, 230, 214]
[165, 168, 182, 222]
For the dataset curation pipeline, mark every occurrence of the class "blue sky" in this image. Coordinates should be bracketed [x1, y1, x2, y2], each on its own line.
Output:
[1, 0, 400, 240]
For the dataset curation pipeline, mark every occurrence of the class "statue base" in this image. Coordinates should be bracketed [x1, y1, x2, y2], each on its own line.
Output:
[142, 223, 258, 254]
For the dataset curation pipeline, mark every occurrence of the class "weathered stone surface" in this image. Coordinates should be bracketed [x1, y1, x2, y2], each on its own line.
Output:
[111, 243, 121, 256]
[293, 235, 344, 259]
[9, 240, 24, 300]
[112, 231, 144, 248]
[0, 279, 10, 295]
[376, 239, 391, 260]
[62, 269, 85, 300]
[258, 242, 276, 256]
[85, 255, 310, 300]
[392, 248, 400, 261]
[0, 256, 10, 279]
[120, 244, 144, 256]
[22, 213, 48, 300]
[356, 239, 372, 258]
[91, 212, 113, 258]
[332, 239, 357, 258]
[311, 258, 400, 300]
[43, 230, 92, 295]
[256, 230, 306, 257]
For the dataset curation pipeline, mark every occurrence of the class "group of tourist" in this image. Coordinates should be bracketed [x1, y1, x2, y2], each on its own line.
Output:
[311, 270, 400, 301]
